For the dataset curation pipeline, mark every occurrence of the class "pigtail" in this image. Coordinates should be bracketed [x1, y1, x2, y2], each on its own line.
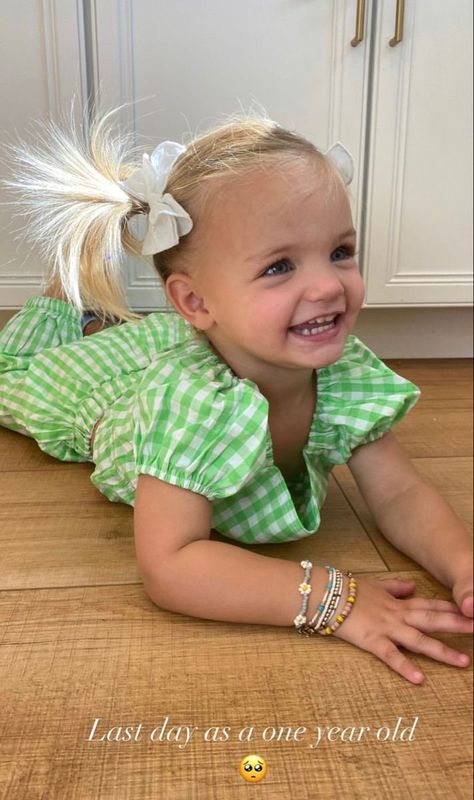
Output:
[3, 107, 144, 322]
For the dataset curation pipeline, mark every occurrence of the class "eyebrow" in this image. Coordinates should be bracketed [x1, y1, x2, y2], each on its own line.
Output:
[245, 228, 357, 262]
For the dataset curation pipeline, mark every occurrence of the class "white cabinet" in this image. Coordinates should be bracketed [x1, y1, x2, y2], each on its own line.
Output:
[0, 0, 86, 307]
[0, 0, 471, 311]
[364, 0, 473, 305]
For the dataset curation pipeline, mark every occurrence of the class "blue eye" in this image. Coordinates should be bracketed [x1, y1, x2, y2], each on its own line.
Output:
[263, 259, 293, 277]
[331, 245, 356, 262]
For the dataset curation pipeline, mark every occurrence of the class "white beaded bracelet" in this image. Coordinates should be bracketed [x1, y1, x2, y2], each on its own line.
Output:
[293, 560, 313, 629]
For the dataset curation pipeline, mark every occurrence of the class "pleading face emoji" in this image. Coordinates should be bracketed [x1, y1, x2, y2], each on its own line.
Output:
[239, 754, 267, 782]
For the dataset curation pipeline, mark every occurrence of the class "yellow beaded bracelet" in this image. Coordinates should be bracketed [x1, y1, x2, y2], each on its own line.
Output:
[317, 574, 357, 636]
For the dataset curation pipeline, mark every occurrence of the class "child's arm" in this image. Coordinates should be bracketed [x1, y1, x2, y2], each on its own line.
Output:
[134, 473, 473, 685]
[347, 431, 474, 617]
[134, 474, 319, 627]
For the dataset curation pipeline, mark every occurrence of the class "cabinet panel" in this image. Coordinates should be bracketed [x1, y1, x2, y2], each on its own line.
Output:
[0, 0, 86, 307]
[364, 0, 473, 305]
[92, 0, 370, 310]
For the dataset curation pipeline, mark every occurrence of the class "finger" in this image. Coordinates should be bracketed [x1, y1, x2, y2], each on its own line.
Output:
[369, 638, 425, 685]
[460, 595, 474, 618]
[405, 608, 474, 635]
[376, 579, 417, 598]
[453, 582, 474, 617]
[407, 598, 469, 615]
[396, 627, 471, 669]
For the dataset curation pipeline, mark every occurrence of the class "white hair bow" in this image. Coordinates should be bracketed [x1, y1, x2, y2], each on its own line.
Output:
[120, 140, 193, 255]
[324, 142, 354, 185]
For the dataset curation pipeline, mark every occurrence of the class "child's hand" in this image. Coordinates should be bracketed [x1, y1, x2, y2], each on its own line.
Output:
[452, 570, 474, 618]
[332, 575, 473, 684]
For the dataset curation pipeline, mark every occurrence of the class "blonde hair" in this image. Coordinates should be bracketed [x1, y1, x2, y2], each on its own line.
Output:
[4, 107, 341, 323]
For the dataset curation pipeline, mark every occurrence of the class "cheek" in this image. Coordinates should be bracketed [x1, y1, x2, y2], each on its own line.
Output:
[255, 292, 292, 321]
[348, 271, 365, 308]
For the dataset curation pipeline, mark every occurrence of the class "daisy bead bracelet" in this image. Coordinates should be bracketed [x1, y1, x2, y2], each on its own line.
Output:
[293, 560, 313, 629]
[293, 562, 357, 637]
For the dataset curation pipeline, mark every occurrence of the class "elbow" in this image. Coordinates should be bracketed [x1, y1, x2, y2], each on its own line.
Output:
[138, 556, 180, 612]
[141, 574, 174, 612]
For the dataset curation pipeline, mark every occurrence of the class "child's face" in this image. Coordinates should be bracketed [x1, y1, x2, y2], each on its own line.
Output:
[173, 157, 365, 376]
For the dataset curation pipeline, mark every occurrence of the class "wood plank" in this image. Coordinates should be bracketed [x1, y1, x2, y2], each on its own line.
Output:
[388, 407, 473, 458]
[0, 574, 471, 799]
[0, 514, 139, 589]
[0, 427, 68, 472]
[0, 472, 387, 590]
[385, 359, 473, 410]
[332, 458, 473, 571]
[383, 358, 473, 457]
[0, 465, 101, 505]
[385, 358, 472, 391]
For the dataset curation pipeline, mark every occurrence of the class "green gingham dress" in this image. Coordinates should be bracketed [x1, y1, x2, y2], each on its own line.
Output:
[0, 296, 421, 545]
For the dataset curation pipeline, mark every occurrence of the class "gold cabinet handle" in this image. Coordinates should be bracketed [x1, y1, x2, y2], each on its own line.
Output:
[351, 0, 366, 47]
[389, 0, 405, 46]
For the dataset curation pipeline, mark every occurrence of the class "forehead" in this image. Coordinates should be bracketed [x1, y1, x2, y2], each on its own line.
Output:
[202, 158, 348, 245]
[220, 158, 331, 209]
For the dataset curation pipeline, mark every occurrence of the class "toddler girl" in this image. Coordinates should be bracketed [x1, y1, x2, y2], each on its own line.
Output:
[1, 109, 472, 684]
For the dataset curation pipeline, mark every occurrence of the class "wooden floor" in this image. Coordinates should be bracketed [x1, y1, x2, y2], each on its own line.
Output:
[0, 359, 472, 800]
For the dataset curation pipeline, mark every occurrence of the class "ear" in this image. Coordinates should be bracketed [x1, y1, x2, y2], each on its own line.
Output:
[165, 272, 214, 330]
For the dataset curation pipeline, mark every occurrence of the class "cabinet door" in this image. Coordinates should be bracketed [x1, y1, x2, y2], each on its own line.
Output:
[0, 0, 85, 308]
[92, 0, 371, 310]
[363, 0, 473, 305]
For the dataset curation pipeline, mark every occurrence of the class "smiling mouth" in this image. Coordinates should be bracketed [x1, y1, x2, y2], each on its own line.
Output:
[289, 313, 341, 335]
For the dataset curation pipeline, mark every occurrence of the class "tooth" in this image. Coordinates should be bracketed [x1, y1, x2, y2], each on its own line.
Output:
[315, 315, 335, 323]
[292, 320, 335, 336]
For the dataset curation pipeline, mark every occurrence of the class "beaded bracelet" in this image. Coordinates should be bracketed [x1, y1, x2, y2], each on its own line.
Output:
[315, 567, 343, 630]
[297, 566, 344, 637]
[296, 567, 357, 637]
[308, 565, 336, 631]
[293, 560, 313, 629]
[317, 573, 358, 636]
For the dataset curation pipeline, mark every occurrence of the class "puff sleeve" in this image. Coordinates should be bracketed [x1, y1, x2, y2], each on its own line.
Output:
[133, 365, 269, 500]
[314, 335, 421, 465]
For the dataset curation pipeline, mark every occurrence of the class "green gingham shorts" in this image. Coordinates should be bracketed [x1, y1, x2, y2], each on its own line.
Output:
[0, 295, 191, 462]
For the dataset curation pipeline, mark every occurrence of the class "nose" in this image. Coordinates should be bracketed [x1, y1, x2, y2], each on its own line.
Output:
[302, 263, 345, 303]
